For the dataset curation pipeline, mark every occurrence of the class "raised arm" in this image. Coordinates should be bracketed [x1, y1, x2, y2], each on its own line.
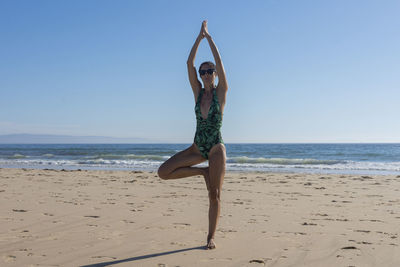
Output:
[186, 27, 204, 99]
[203, 21, 228, 95]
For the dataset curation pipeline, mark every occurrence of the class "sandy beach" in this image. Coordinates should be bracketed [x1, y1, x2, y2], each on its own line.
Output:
[0, 168, 399, 266]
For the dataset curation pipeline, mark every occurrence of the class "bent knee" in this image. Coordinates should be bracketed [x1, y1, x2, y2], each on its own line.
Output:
[157, 165, 169, 180]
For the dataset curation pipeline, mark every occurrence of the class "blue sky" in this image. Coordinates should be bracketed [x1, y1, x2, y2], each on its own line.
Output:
[1, 0, 399, 143]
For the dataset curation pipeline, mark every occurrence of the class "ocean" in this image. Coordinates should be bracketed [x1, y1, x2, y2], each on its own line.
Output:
[0, 143, 399, 175]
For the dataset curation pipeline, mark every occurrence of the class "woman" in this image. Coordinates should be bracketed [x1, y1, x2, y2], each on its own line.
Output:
[157, 20, 228, 250]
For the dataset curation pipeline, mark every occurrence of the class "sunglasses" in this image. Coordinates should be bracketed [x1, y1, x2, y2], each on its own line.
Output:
[199, 68, 216, 76]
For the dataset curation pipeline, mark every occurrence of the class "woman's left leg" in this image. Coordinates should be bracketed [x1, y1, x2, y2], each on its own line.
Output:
[206, 143, 226, 249]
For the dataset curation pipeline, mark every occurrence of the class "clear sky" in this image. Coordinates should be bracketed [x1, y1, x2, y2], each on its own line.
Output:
[1, 0, 399, 143]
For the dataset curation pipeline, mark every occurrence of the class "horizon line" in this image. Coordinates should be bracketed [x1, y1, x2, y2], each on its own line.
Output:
[0, 134, 398, 144]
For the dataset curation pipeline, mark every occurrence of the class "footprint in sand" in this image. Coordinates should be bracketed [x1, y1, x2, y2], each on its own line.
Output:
[91, 256, 117, 260]
[302, 222, 317, 226]
[12, 209, 28, 212]
[130, 209, 143, 212]
[249, 259, 264, 264]
[84, 215, 100, 218]
[354, 230, 371, 233]
[341, 246, 358, 250]
[173, 223, 191, 226]
[220, 228, 237, 233]
[358, 241, 372, 245]
[122, 220, 135, 224]
[170, 241, 187, 247]
[295, 232, 307, 235]
[359, 219, 383, 223]
[249, 258, 272, 264]
[173, 223, 191, 229]
[314, 187, 326, 190]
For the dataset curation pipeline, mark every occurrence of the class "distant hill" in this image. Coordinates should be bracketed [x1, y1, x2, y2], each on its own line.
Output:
[0, 134, 151, 144]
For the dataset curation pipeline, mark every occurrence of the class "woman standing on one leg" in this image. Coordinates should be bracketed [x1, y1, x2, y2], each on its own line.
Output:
[157, 20, 228, 250]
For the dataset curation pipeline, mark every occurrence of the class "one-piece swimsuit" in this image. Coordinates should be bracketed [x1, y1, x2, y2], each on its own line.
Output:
[194, 88, 223, 159]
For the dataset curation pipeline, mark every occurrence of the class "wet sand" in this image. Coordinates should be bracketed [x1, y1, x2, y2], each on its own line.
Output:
[0, 168, 399, 266]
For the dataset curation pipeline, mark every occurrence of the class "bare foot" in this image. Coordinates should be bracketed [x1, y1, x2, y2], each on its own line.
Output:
[202, 167, 210, 191]
[206, 236, 216, 250]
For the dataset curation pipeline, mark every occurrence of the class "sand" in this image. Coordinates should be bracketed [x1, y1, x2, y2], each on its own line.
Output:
[0, 167, 399, 267]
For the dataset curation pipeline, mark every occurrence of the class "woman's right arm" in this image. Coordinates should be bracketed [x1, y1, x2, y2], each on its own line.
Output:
[187, 34, 203, 100]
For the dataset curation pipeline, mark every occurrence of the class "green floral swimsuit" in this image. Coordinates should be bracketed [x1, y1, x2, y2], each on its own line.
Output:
[194, 88, 224, 159]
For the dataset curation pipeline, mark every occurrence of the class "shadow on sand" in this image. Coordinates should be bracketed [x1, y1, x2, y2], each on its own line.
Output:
[80, 246, 206, 267]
